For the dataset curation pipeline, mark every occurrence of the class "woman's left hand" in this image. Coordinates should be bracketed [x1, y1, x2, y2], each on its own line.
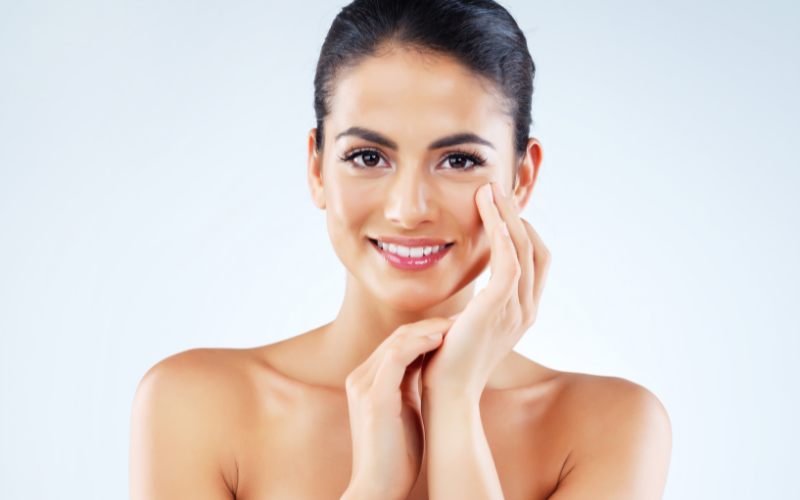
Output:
[422, 182, 551, 400]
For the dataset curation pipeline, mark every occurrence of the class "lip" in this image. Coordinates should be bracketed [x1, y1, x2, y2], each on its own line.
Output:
[373, 235, 451, 247]
[369, 238, 453, 271]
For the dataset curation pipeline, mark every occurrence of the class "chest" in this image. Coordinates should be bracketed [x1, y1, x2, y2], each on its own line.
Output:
[235, 392, 565, 500]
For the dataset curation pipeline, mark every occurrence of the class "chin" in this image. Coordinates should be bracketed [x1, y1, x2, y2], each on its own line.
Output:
[366, 263, 482, 312]
[376, 286, 454, 312]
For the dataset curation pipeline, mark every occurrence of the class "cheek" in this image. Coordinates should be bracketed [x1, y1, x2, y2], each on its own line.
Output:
[439, 183, 488, 254]
[324, 172, 382, 249]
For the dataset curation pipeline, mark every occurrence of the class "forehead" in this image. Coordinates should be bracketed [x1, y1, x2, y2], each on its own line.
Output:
[328, 49, 513, 150]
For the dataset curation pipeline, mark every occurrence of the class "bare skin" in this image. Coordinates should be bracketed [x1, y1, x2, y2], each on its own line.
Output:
[130, 48, 672, 500]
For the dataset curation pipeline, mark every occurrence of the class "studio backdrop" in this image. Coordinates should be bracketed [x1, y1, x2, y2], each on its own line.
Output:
[0, 1, 798, 498]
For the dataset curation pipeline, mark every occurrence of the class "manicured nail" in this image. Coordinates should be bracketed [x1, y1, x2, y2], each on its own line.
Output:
[484, 183, 493, 202]
[428, 333, 443, 340]
[500, 222, 509, 236]
[448, 313, 461, 320]
[495, 182, 506, 198]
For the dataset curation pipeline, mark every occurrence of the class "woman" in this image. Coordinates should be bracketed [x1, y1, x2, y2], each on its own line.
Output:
[130, 0, 672, 498]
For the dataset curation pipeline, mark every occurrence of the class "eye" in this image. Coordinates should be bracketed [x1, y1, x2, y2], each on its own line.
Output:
[444, 154, 475, 169]
[440, 150, 486, 170]
[340, 148, 388, 168]
[357, 151, 383, 167]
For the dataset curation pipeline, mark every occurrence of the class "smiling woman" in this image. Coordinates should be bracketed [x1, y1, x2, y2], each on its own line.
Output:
[129, 1, 672, 499]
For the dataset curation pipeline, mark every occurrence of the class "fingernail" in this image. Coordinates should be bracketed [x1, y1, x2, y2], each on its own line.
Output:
[500, 222, 509, 236]
[495, 182, 506, 198]
[448, 313, 461, 320]
[484, 183, 493, 202]
[427, 333, 443, 340]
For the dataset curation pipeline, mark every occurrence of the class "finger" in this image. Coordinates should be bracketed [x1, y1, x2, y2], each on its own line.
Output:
[362, 318, 454, 386]
[358, 317, 449, 377]
[490, 182, 534, 315]
[475, 183, 513, 282]
[521, 219, 552, 306]
[475, 183, 504, 263]
[481, 222, 520, 307]
[371, 333, 445, 399]
[400, 354, 424, 405]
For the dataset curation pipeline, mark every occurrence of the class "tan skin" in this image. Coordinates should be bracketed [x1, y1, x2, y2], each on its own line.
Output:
[130, 48, 672, 500]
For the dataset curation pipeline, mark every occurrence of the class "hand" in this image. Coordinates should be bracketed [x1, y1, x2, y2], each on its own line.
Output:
[343, 318, 454, 500]
[422, 182, 551, 400]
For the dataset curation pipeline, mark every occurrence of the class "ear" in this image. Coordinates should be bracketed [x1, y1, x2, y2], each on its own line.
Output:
[307, 128, 326, 210]
[512, 138, 542, 214]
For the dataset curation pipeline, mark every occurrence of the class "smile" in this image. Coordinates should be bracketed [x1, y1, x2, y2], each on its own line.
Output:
[369, 239, 454, 271]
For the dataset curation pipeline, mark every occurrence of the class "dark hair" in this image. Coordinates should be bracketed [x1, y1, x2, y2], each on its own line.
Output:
[313, 0, 535, 159]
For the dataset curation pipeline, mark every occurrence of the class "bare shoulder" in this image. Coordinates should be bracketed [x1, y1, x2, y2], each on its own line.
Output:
[546, 371, 672, 499]
[133, 348, 264, 421]
[495, 352, 671, 499]
[553, 372, 671, 445]
[130, 348, 272, 499]
[501, 355, 670, 447]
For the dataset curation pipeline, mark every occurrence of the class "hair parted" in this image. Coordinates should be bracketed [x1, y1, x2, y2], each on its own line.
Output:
[313, 0, 535, 159]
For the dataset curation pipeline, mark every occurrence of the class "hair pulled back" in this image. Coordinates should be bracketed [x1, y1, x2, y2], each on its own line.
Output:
[313, 0, 535, 159]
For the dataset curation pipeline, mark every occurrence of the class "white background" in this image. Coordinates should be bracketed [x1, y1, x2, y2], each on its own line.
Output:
[1, 0, 798, 498]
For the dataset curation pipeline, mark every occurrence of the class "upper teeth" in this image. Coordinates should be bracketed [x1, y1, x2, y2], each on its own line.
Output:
[377, 241, 446, 257]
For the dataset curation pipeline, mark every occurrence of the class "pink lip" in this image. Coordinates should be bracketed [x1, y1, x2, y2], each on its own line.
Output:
[370, 239, 452, 271]
[374, 236, 451, 247]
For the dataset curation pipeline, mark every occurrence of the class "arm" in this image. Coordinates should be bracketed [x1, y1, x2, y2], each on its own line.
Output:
[423, 392, 504, 500]
[423, 182, 548, 500]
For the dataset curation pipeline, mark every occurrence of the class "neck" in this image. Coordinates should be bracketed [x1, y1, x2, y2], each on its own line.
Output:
[319, 272, 475, 385]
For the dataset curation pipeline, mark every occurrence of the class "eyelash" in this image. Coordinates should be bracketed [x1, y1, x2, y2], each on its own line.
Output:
[443, 148, 487, 170]
[338, 147, 487, 171]
[338, 147, 385, 169]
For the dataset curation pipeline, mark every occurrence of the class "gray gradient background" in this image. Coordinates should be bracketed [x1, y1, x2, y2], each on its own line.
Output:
[1, 0, 798, 498]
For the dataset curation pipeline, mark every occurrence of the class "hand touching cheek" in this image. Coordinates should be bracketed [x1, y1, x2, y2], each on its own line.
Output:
[422, 182, 551, 400]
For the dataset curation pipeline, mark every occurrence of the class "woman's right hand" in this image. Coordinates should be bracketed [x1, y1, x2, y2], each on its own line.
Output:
[342, 318, 454, 500]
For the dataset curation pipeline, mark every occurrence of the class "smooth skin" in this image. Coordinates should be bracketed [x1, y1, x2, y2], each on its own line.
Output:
[130, 48, 671, 500]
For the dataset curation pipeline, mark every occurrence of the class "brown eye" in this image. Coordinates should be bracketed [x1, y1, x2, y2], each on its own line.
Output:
[342, 149, 387, 168]
[445, 155, 473, 169]
[361, 152, 380, 167]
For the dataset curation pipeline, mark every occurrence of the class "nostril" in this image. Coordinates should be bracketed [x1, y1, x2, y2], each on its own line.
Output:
[383, 178, 436, 228]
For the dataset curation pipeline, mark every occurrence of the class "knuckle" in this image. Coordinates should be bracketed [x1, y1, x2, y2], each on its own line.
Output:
[510, 261, 522, 280]
[345, 376, 363, 397]
[521, 304, 535, 322]
[524, 303, 539, 325]
[386, 343, 404, 361]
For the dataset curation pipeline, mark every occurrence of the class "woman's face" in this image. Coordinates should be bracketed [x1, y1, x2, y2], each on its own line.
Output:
[308, 48, 539, 312]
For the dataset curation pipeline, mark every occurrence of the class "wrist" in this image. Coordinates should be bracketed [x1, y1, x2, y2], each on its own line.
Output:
[422, 387, 482, 417]
[423, 379, 483, 407]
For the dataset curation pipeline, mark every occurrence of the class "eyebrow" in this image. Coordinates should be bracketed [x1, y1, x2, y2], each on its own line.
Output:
[427, 133, 495, 151]
[334, 127, 495, 151]
[335, 127, 397, 150]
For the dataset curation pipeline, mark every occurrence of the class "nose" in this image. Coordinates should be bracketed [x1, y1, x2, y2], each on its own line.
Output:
[384, 164, 436, 229]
